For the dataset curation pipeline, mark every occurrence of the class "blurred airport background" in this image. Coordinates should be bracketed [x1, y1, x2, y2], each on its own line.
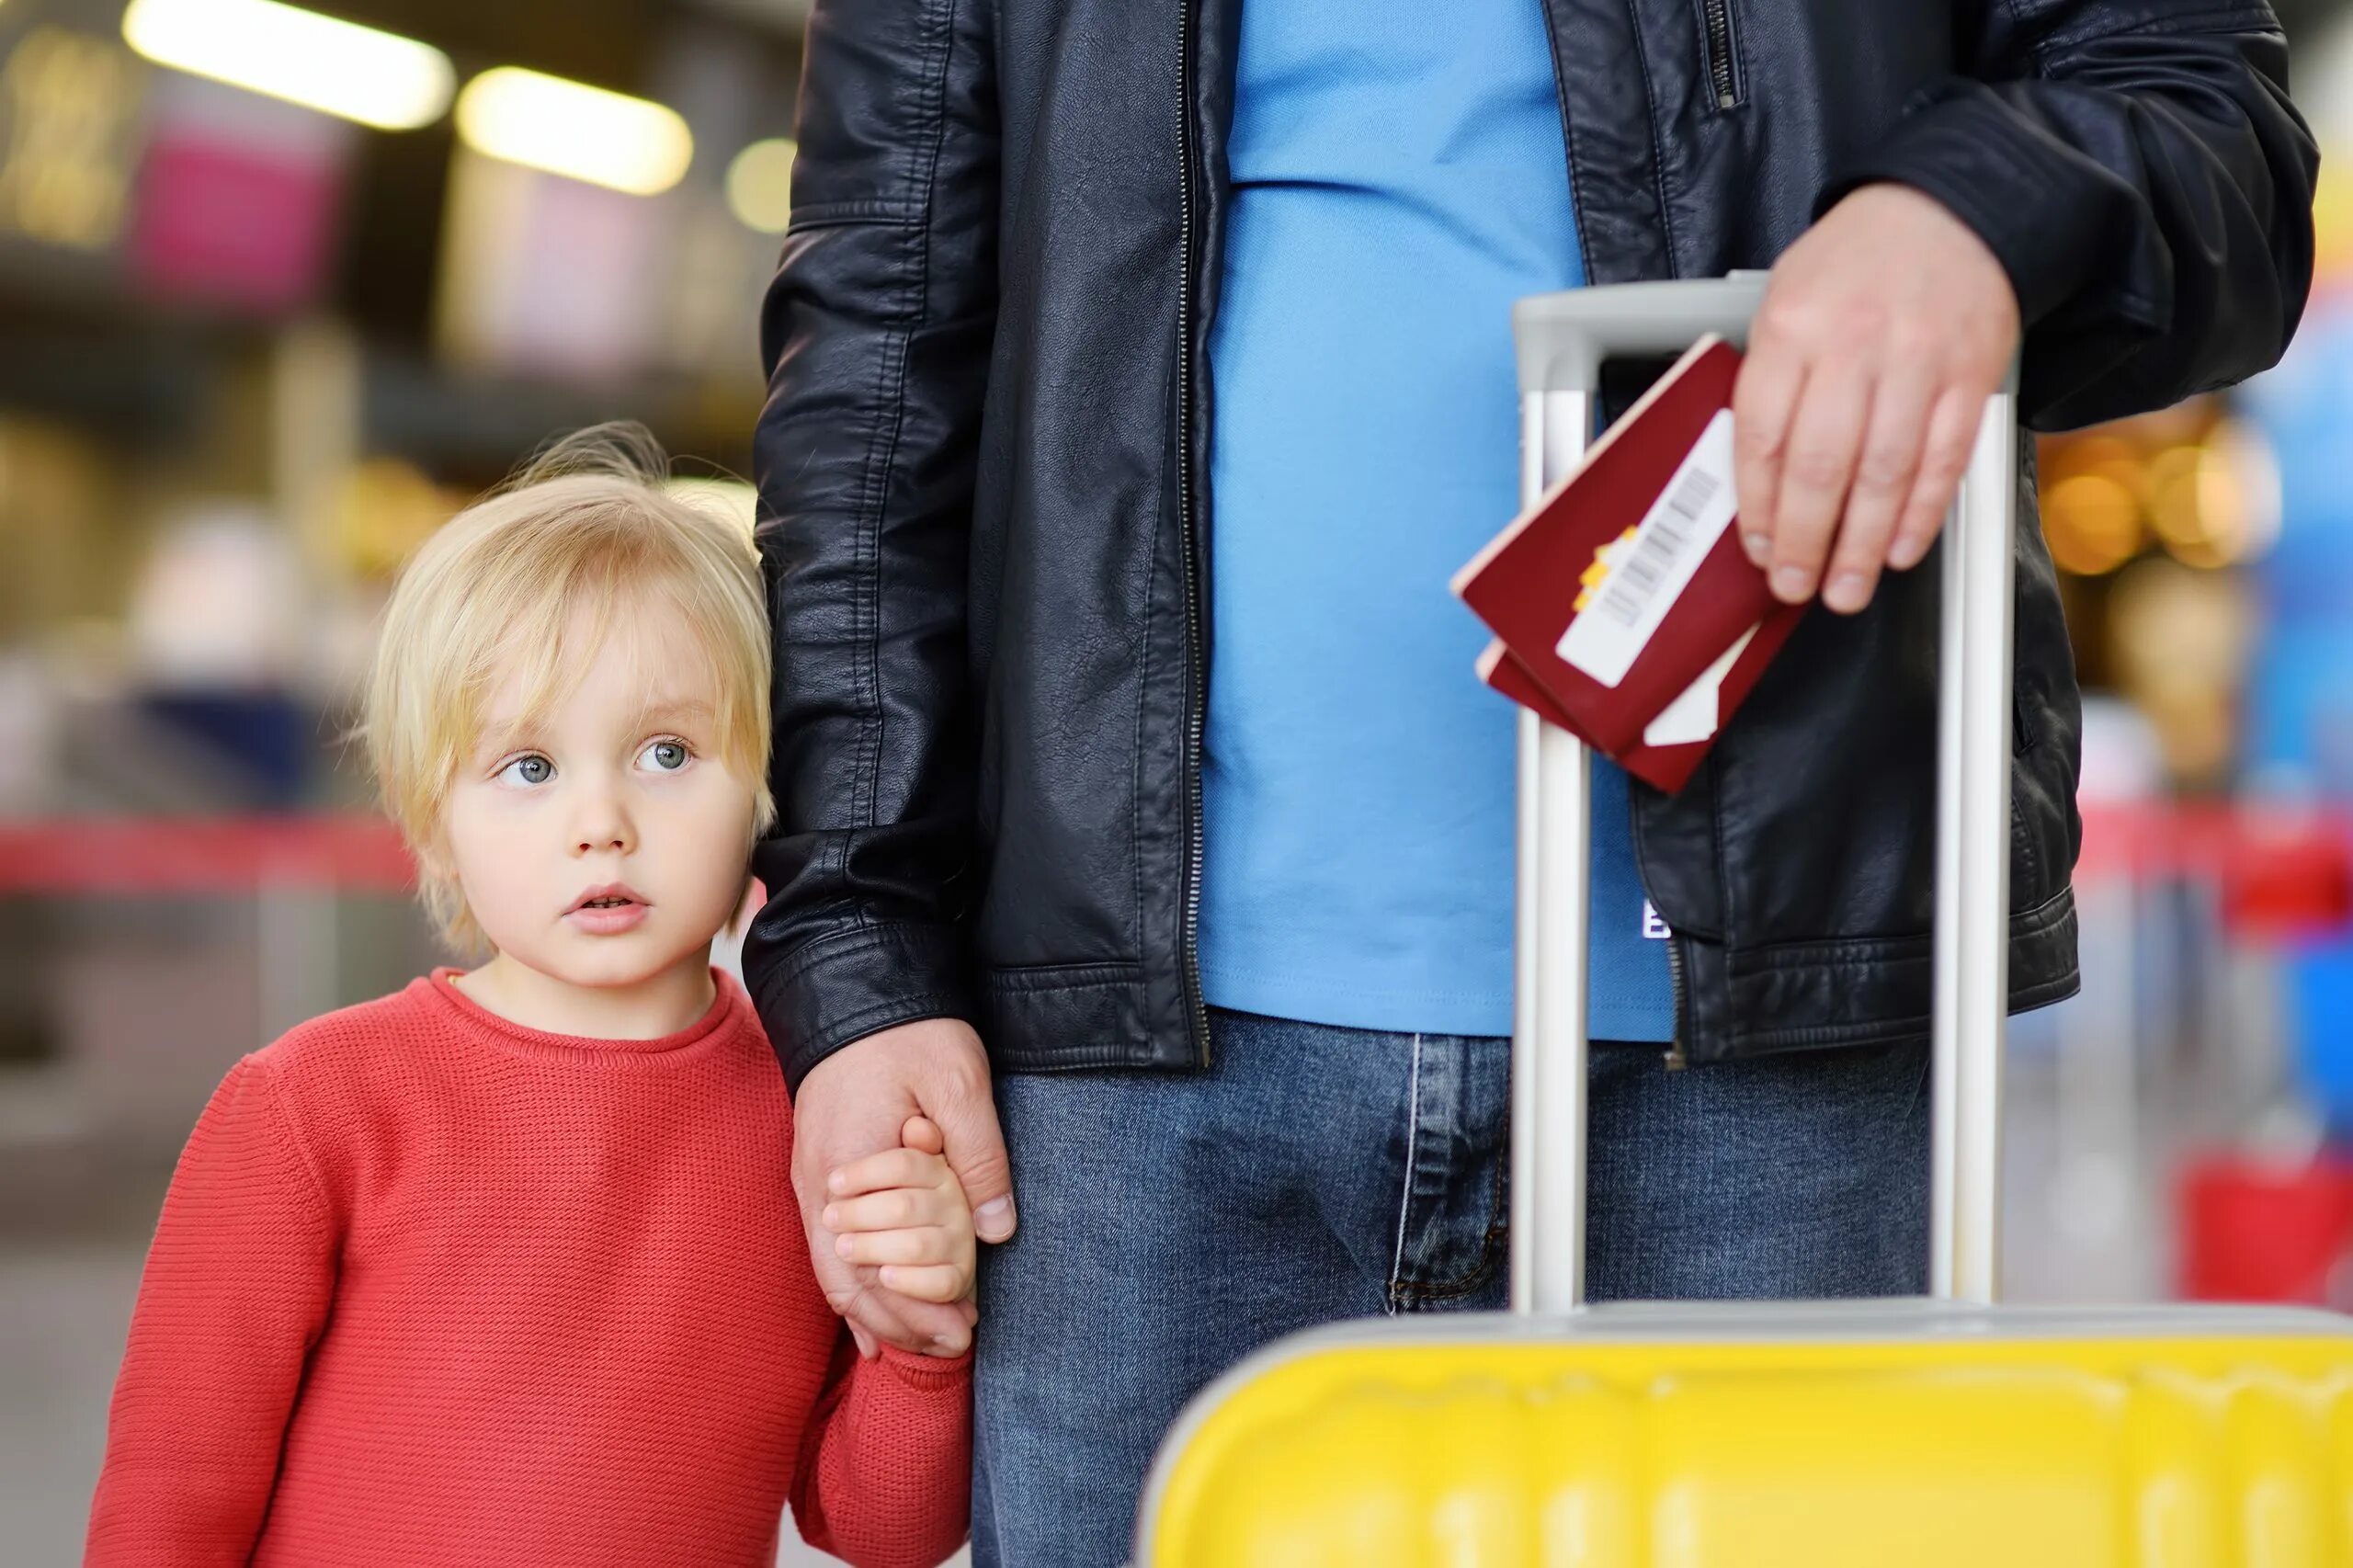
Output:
[0, 0, 2351, 1562]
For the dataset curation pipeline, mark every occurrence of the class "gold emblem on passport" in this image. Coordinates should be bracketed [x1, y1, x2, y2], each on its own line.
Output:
[1573, 526, 1641, 614]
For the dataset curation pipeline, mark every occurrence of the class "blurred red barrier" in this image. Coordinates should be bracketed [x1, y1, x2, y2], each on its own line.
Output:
[0, 805, 2335, 911]
[2079, 804, 2353, 939]
[2179, 1156, 2353, 1304]
[0, 817, 413, 893]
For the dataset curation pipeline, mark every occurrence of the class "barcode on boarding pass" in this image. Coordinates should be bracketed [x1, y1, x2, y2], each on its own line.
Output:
[1556, 407, 1740, 687]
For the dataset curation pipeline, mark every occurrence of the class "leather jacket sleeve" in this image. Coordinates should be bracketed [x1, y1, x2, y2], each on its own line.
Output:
[1824, 2, 2317, 430]
[747, 0, 998, 1091]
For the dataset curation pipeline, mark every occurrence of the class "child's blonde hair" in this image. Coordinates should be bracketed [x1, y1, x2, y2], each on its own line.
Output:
[361, 424, 774, 950]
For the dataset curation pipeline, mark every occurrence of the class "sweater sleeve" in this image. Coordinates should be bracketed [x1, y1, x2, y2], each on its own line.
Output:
[85, 1055, 339, 1566]
[790, 1335, 973, 1568]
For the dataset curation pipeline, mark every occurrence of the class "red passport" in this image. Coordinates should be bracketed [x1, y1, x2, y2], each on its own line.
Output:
[1477, 624, 1797, 794]
[1451, 335, 1802, 790]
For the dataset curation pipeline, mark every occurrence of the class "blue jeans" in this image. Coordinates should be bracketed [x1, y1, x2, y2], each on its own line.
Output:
[970, 1007, 1930, 1567]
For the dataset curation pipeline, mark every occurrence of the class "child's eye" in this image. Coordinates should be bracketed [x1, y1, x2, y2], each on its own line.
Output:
[495, 754, 553, 788]
[639, 738, 691, 773]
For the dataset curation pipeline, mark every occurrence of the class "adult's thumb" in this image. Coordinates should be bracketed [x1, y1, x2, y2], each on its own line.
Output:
[936, 1093, 1017, 1244]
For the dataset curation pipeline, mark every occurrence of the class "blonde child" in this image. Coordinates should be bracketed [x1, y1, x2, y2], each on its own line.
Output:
[85, 428, 974, 1568]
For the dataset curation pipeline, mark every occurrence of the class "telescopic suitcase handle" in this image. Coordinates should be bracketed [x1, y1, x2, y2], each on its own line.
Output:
[1508, 276, 2018, 1312]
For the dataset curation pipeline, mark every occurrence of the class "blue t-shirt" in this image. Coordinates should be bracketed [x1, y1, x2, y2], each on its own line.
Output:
[1198, 0, 1675, 1042]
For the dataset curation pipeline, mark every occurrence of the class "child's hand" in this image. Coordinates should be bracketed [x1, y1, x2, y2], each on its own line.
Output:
[822, 1117, 977, 1308]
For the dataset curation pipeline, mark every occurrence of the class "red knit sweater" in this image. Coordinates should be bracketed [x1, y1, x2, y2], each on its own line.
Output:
[85, 970, 970, 1568]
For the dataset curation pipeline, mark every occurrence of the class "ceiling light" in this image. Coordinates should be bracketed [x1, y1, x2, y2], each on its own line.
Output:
[725, 138, 796, 233]
[121, 0, 454, 131]
[455, 67, 692, 197]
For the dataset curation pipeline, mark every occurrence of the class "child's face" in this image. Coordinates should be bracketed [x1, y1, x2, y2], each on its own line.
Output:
[441, 598, 755, 994]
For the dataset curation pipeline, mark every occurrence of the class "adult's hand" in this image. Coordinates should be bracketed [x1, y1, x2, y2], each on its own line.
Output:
[791, 1017, 1015, 1358]
[1733, 183, 2021, 616]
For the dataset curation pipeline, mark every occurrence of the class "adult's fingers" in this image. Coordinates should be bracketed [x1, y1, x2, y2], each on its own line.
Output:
[1767, 367, 1871, 604]
[840, 1267, 972, 1355]
[1732, 336, 1806, 566]
[1822, 369, 1934, 614]
[929, 1070, 1017, 1243]
[829, 1261, 932, 1353]
[1891, 384, 1985, 572]
[894, 1293, 973, 1356]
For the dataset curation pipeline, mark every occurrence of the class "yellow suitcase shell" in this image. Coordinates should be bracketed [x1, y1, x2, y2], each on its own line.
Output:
[1139, 1302, 2353, 1568]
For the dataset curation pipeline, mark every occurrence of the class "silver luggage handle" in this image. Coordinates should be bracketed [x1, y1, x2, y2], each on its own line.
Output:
[1515, 272, 1771, 386]
[1508, 278, 2018, 1313]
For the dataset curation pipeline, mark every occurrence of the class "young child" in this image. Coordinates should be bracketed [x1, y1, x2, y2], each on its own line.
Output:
[85, 428, 974, 1568]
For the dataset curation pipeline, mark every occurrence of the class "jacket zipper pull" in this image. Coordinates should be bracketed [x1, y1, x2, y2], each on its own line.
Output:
[1701, 0, 1740, 109]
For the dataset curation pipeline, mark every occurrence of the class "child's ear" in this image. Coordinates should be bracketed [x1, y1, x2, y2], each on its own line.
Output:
[727, 874, 764, 938]
[412, 841, 450, 882]
[411, 838, 464, 907]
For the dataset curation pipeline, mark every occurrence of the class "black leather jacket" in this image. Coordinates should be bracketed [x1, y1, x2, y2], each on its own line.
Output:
[749, 0, 2315, 1089]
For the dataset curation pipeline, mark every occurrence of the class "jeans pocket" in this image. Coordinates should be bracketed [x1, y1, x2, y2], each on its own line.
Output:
[1386, 1033, 1513, 1310]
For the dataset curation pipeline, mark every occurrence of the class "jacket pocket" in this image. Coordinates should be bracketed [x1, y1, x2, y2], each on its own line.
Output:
[1694, 0, 1745, 110]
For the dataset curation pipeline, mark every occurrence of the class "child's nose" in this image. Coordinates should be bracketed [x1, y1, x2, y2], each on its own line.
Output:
[572, 792, 635, 856]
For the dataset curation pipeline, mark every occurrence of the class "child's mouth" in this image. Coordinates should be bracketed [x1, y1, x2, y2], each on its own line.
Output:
[567, 884, 650, 930]
[568, 901, 650, 935]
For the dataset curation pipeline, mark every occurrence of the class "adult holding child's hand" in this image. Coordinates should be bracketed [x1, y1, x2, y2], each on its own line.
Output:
[789, 1018, 1012, 1359]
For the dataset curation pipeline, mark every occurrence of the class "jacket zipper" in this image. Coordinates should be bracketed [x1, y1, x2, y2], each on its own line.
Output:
[1699, 0, 1739, 109]
[1174, 0, 1213, 1067]
[1665, 935, 1690, 1071]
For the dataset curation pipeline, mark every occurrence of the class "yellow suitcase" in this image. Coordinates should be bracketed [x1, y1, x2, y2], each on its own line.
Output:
[1136, 278, 2353, 1568]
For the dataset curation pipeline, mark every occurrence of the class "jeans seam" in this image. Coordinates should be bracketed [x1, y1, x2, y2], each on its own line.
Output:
[1383, 1032, 1424, 1316]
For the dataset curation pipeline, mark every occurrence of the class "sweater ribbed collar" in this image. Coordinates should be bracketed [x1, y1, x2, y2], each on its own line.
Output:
[415, 966, 750, 1061]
